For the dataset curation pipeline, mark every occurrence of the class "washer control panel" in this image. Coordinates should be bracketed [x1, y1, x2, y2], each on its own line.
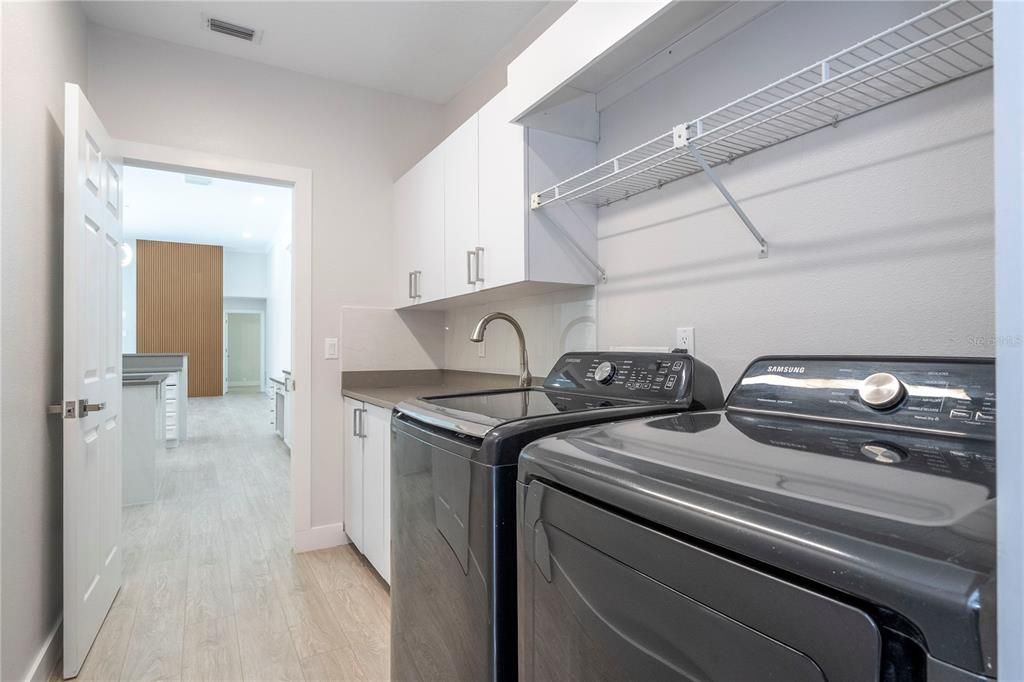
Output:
[728, 356, 995, 438]
[544, 352, 698, 403]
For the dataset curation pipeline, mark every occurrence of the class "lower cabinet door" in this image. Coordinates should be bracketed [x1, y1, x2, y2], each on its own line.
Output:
[362, 404, 390, 582]
[382, 411, 391, 584]
[343, 397, 365, 550]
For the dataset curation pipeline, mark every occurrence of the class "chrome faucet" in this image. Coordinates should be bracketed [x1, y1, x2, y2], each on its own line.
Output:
[470, 312, 532, 388]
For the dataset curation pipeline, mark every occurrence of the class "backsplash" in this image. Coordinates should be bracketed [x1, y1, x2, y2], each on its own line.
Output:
[340, 306, 445, 371]
[444, 287, 596, 376]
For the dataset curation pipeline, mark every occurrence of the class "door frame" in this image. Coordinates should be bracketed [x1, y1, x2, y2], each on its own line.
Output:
[118, 140, 314, 551]
[224, 309, 266, 393]
[996, 2, 1024, 678]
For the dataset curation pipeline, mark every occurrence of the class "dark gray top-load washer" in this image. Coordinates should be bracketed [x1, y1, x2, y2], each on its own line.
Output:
[517, 356, 996, 681]
[391, 351, 724, 682]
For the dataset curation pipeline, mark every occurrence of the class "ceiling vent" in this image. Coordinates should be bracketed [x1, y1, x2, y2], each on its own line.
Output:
[202, 14, 263, 44]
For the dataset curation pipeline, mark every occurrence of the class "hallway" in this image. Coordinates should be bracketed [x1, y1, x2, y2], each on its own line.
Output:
[69, 392, 390, 682]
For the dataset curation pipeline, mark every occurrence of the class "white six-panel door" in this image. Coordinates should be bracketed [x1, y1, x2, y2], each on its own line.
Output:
[62, 83, 124, 679]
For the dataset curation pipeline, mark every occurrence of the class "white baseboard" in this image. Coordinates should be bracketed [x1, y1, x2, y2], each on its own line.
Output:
[294, 522, 350, 553]
[25, 618, 62, 682]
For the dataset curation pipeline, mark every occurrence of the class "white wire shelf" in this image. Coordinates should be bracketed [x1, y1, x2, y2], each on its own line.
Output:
[531, 0, 993, 217]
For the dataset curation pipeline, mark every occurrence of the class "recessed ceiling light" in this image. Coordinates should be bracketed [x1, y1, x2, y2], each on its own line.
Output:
[242, 232, 253, 239]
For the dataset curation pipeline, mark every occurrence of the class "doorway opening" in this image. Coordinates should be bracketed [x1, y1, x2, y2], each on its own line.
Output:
[119, 163, 296, 559]
[225, 311, 265, 393]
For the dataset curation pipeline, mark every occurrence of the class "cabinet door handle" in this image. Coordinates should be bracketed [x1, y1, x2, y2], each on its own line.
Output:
[353, 407, 361, 437]
[475, 247, 485, 283]
[466, 250, 476, 285]
[414, 270, 422, 299]
[408, 271, 415, 300]
[359, 408, 368, 438]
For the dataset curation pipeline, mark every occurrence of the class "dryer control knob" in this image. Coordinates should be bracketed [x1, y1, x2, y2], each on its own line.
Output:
[594, 361, 617, 385]
[858, 372, 905, 409]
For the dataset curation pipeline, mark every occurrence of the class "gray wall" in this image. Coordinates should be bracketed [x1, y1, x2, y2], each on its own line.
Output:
[596, 1, 994, 389]
[1, 2, 88, 679]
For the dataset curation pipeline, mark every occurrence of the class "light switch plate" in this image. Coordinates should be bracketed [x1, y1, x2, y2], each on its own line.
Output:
[324, 337, 339, 360]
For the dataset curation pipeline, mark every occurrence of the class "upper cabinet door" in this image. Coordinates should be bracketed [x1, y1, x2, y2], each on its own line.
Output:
[443, 115, 480, 298]
[393, 168, 417, 307]
[478, 91, 526, 290]
[395, 150, 444, 306]
[414, 148, 446, 303]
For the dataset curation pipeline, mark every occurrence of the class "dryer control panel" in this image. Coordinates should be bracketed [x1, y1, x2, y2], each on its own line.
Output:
[728, 356, 995, 438]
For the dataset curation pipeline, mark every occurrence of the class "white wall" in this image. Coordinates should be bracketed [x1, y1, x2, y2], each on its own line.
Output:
[594, 1, 994, 391]
[995, 3, 1024, 678]
[87, 25, 445, 530]
[1, 3, 88, 680]
[444, 287, 596, 377]
[223, 249, 268, 299]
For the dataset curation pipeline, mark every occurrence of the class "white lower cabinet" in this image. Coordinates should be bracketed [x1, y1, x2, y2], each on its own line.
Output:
[343, 397, 391, 583]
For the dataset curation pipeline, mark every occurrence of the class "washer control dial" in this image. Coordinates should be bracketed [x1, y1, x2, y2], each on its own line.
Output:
[858, 372, 905, 409]
[860, 442, 906, 464]
[594, 361, 617, 385]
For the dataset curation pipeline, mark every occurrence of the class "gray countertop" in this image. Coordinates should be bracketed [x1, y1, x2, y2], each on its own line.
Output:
[123, 372, 173, 386]
[341, 369, 527, 410]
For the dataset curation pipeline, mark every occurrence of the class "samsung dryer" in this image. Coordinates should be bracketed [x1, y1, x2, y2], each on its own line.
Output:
[517, 356, 996, 681]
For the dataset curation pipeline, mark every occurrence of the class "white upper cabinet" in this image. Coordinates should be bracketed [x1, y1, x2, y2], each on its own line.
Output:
[394, 149, 444, 306]
[394, 88, 599, 310]
[443, 115, 480, 298]
[478, 90, 527, 290]
[414, 150, 445, 303]
[505, 1, 671, 131]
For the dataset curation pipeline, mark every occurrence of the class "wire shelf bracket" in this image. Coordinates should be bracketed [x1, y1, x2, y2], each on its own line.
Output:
[529, 0, 993, 262]
[674, 124, 769, 258]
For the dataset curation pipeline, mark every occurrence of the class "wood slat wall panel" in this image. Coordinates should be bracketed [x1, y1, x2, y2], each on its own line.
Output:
[137, 240, 224, 397]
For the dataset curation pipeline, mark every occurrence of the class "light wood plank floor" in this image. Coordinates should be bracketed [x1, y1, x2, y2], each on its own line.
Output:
[60, 392, 390, 682]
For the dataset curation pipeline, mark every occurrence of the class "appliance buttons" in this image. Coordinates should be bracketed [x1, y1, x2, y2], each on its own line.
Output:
[975, 411, 995, 423]
[625, 382, 636, 390]
[640, 383, 651, 389]
[671, 361, 684, 371]
[665, 375, 677, 389]
[949, 409, 973, 420]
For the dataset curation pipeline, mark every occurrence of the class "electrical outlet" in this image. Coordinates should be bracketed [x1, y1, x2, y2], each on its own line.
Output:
[675, 327, 695, 355]
[477, 340, 486, 358]
[324, 337, 339, 360]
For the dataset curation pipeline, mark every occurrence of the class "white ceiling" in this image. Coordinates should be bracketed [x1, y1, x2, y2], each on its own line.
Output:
[124, 165, 291, 253]
[83, 1, 552, 104]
